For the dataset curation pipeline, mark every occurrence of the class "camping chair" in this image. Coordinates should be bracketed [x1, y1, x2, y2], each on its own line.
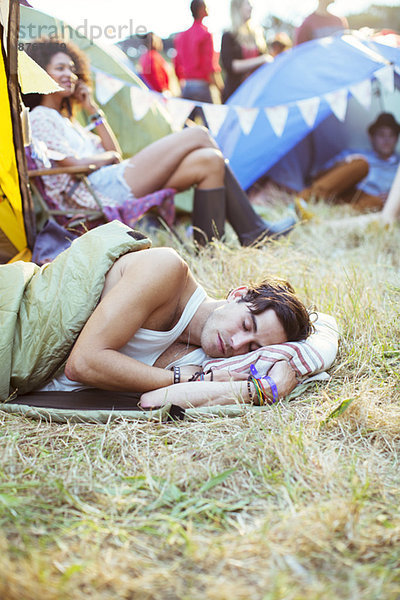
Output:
[26, 144, 178, 236]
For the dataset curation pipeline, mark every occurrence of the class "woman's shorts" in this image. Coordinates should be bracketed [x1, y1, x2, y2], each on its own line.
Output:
[88, 160, 136, 206]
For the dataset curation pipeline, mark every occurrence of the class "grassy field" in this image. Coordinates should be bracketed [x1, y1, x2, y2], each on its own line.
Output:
[1, 204, 399, 599]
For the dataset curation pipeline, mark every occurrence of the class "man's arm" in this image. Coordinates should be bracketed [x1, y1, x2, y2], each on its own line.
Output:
[140, 360, 297, 408]
[65, 248, 195, 393]
[141, 313, 339, 408]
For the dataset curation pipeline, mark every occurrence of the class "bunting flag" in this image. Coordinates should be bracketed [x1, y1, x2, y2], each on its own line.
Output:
[202, 103, 229, 136]
[166, 97, 195, 130]
[374, 65, 395, 93]
[234, 106, 259, 135]
[130, 86, 154, 121]
[324, 88, 348, 121]
[91, 57, 397, 141]
[297, 97, 320, 128]
[349, 78, 372, 110]
[95, 71, 124, 105]
[18, 51, 63, 94]
[264, 105, 289, 137]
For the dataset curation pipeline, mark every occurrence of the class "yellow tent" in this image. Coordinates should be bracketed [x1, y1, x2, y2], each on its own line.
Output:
[0, 0, 35, 263]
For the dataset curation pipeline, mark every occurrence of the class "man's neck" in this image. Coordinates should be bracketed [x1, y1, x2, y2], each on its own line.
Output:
[315, 3, 332, 16]
[178, 298, 224, 346]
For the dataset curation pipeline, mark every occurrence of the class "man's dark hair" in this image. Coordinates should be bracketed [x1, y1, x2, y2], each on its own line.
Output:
[239, 278, 313, 342]
[190, 0, 205, 19]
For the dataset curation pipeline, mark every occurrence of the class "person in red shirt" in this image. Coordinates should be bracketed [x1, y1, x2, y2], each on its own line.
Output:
[295, 0, 348, 46]
[174, 0, 223, 104]
[138, 33, 171, 93]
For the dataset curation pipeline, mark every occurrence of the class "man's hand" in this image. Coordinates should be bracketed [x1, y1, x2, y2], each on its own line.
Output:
[267, 360, 298, 399]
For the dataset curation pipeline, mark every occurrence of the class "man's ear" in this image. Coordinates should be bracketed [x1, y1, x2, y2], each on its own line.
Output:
[227, 286, 249, 302]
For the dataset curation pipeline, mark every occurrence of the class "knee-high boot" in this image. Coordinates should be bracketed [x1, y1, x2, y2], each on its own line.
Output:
[224, 162, 296, 246]
[192, 187, 226, 246]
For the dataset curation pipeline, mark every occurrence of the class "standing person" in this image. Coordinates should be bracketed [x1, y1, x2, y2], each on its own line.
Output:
[138, 33, 173, 94]
[24, 38, 295, 247]
[294, 0, 348, 46]
[174, 0, 223, 105]
[221, 0, 271, 103]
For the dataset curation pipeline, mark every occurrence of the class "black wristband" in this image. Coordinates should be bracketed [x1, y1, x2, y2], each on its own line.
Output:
[173, 366, 181, 384]
[89, 109, 105, 123]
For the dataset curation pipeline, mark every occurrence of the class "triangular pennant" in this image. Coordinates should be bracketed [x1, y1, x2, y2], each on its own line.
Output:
[297, 97, 320, 128]
[18, 51, 62, 94]
[349, 78, 372, 110]
[130, 86, 153, 121]
[202, 104, 229, 136]
[324, 88, 348, 121]
[166, 97, 195, 130]
[234, 106, 259, 135]
[374, 65, 395, 93]
[95, 71, 124, 105]
[264, 105, 289, 137]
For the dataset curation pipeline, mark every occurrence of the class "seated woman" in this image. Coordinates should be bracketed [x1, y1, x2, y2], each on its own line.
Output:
[24, 38, 294, 246]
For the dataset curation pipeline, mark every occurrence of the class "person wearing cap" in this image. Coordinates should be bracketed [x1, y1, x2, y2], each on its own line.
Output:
[299, 112, 400, 212]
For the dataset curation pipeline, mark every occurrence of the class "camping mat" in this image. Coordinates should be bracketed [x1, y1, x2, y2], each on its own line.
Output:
[0, 381, 318, 424]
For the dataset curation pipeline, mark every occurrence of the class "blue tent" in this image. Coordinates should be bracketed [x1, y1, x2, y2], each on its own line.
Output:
[216, 34, 400, 191]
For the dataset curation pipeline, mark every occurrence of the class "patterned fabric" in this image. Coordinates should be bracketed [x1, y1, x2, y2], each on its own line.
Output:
[202, 313, 339, 381]
[102, 188, 175, 227]
[28, 107, 176, 228]
[30, 107, 110, 211]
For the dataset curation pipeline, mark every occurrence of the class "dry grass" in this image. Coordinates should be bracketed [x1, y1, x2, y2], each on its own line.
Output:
[1, 200, 400, 599]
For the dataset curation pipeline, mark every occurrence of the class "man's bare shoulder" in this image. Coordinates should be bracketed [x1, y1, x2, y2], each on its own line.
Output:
[102, 247, 189, 299]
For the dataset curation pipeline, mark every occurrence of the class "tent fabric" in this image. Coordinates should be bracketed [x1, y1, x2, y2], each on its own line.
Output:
[0, 0, 35, 263]
[216, 34, 400, 190]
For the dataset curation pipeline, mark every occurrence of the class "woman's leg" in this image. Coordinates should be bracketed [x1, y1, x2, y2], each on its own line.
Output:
[122, 126, 223, 197]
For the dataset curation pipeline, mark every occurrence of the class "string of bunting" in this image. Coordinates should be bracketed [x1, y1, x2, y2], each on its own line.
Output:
[93, 63, 396, 140]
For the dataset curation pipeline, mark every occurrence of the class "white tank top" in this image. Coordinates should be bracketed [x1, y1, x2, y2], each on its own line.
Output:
[39, 286, 208, 392]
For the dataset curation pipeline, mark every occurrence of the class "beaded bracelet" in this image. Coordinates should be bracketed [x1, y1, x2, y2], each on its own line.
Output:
[247, 376, 255, 403]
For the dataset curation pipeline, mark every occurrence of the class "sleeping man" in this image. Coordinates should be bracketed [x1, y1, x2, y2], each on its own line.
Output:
[0, 222, 338, 409]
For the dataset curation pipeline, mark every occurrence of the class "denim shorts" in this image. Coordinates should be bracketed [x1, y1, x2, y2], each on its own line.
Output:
[87, 160, 136, 205]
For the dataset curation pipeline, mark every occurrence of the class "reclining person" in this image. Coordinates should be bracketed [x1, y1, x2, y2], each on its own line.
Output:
[300, 113, 400, 212]
[24, 37, 294, 246]
[0, 222, 338, 409]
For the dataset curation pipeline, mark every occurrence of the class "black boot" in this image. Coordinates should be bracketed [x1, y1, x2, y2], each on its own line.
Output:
[192, 187, 226, 246]
[224, 162, 296, 246]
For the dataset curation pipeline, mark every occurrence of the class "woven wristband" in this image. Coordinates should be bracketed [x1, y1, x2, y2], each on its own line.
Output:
[263, 375, 278, 404]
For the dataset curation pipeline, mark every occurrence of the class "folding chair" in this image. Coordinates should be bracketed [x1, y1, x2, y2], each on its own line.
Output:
[26, 144, 178, 235]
